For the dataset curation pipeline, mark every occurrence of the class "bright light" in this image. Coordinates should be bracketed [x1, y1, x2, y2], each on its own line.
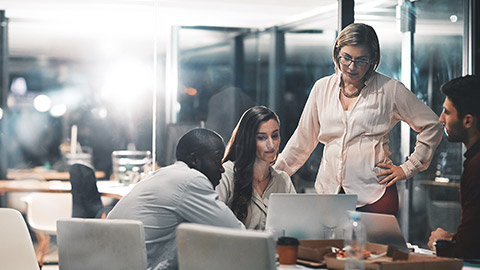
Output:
[50, 104, 67, 117]
[449, 15, 458, 23]
[175, 102, 181, 113]
[33, 95, 52, 112]
[7, 96, 16, 107]
[185, 87, 198, 96]
[11, 77, 28, 95]
[92, 107, 108, 119]
[0, 107, 3, 120]
[100, 59, 152, 106]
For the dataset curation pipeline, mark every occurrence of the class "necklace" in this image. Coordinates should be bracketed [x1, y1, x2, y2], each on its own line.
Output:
[341, 86, 361, 98]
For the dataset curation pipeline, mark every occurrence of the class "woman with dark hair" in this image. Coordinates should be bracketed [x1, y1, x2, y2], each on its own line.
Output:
[216, 106, 296, 230]
[274, 23, 443, 215]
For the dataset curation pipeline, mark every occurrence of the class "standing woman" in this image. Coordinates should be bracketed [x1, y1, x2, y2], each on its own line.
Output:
[274, 23, 442, 215]
[216, 106, 296, 230]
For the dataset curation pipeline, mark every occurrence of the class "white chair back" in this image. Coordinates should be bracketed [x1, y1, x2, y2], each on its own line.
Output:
[57, 218, 147, 270]
[0, 208, 40, 270]
[5, 178, 46, 214]
[25, 192, 72, 234]
[177, 223, 276, 270]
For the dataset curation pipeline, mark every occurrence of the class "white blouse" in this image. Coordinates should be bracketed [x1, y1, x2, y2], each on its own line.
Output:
[274, 72, 443, 207]
[216, 161, 296, 230]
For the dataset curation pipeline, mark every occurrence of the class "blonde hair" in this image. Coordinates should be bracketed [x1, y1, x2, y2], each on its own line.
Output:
[333, 23, 380, 78]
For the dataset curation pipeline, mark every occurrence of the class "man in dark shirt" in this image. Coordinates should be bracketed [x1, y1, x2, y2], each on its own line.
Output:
[428, 75, 480, 259]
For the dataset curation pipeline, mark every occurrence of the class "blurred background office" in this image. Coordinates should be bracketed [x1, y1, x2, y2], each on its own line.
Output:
[0, 0, 478, 248]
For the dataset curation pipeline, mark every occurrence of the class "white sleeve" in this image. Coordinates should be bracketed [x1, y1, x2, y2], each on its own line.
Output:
[274, 81, 322, 176]
[393, 82, 443, 179]
[179, 176, 245, 229]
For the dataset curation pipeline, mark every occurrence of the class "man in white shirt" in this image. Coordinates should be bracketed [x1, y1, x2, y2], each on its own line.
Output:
[108, 128, 245, 270]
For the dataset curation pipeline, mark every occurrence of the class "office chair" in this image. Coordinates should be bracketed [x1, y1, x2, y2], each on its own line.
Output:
[177, 223, 276, 270]
[0, 208, 40, 270]
[57, 218, 147, 270]
[69, 162, 107, 218]
[5, 177, 47, 214]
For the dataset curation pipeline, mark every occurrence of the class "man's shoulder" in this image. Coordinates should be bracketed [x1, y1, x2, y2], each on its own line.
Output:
[140, 162, 208, 189]
[170, 162, 212, 188]
[161, 161, 204, 177]
[461, 146, 480, 190]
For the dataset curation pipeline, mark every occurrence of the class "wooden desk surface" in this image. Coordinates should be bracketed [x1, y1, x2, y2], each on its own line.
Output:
[0, 180, 132, 199]
[7, 170, 106, 180]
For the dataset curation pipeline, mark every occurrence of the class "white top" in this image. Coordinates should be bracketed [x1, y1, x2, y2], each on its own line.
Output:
[216, 161, 296, 230]
[274, 72, 443, 207]
[108, 161, 244, 270]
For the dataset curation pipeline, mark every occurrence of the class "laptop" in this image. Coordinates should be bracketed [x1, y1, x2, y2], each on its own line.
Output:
[351, 211, 410, 252]
[266, 194, 357, 240]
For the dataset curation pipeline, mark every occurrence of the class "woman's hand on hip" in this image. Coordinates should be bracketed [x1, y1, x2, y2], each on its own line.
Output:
[376, 162, 406, 187]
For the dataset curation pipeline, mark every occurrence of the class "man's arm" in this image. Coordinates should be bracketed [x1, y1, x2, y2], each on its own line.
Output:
[178, 176, 245, 229]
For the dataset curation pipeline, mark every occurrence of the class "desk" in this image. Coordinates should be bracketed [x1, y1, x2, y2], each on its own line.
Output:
[0, 180, 133, 199]
[419, 180, 460, 188]
[276, 263, 480, 269]
[277, 265, 312, 269]
[7, 170, 106, 180]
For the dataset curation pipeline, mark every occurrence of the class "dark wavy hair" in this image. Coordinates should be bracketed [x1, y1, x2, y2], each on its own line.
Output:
[223, 106, 280, 222]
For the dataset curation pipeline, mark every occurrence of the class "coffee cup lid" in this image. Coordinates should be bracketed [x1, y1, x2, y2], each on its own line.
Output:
[277, 236, 299, 246]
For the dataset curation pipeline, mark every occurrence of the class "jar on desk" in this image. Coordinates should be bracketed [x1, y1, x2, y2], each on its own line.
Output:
[112, 151, 152, 185]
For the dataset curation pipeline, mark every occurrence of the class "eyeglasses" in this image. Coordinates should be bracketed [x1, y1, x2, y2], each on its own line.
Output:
[339, 55, 370, 68]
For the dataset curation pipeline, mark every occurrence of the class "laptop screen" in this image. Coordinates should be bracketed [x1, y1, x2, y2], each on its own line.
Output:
[266, 194, 357, 240]
[350, 211, 409, 252]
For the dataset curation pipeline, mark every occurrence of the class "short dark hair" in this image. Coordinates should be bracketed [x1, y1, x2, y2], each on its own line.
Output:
[176, 128, 223, 162]
[441, 75, 480, 130]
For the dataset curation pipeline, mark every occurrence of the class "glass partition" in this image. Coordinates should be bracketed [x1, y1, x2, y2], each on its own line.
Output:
[4, 6, 155, 179]
[281, 19, 337, 192]
[356, 0, 466, 247]
[411, 0, 465, 248]
[174, 6, 339, 191]
[1, 0, 471, 246]
[3, 1, 344, 178]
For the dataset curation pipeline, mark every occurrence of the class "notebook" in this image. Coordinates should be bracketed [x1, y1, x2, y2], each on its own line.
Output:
[265, 194, 357, 240]
[351, 211, 410, 252]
